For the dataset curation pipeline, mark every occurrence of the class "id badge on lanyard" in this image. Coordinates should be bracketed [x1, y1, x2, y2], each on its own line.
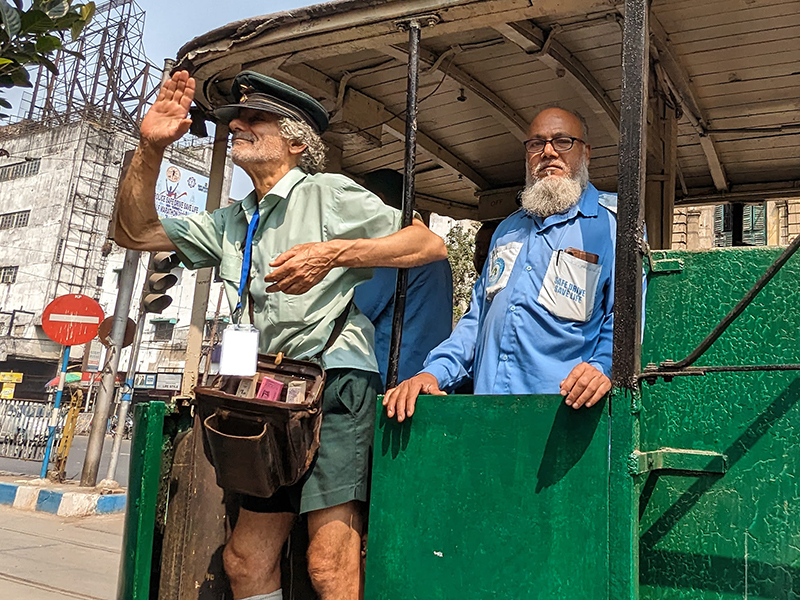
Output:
[220, 208, 261, 376]
[219, 324, 260, 376]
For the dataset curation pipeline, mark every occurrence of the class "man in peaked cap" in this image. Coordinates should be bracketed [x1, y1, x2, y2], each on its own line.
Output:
[114, 70, 446, 600]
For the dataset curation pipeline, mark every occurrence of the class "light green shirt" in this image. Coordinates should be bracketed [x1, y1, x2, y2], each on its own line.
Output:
[161, 167, 403, 373]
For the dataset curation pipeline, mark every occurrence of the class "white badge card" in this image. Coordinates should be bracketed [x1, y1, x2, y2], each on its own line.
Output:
[485, 241, 523, 301]
[538, 250, 602, 322]
[219, 325, 260, 376]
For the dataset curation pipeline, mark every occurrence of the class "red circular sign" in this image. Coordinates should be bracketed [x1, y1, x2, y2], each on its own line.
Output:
[42, 294, 105, 346]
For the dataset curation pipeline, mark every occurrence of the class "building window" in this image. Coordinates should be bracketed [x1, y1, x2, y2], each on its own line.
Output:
[0, 158, 40, 182]
[204, 317, 229, 343]
[714, 203, 766, 247]
[0, 210, 31, 230]
[152, 320, 176, 341]
[0, 266, 18, 284]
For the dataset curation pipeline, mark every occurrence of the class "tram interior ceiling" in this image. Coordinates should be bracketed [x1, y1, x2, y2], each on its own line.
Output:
[114, 0, 800, 599]
[176, 0, 800, 249]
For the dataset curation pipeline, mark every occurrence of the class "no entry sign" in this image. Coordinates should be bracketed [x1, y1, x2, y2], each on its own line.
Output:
[42, 294, 105, 346]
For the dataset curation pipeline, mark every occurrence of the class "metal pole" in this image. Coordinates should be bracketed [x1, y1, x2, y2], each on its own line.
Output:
[40, 346, 70, 478]
[180, 123, 229, 397]
[202, 285, 225, 386]
[84, 376, 94, 412]
[104, 314, 145, 483]
[386, 19, 422, 390]
[612, 0, 648, 390]
[609, 1, 648, 599]
[81, 248, 139, 487]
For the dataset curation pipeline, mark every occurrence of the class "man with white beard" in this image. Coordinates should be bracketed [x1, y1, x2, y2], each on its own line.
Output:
[384, 107, 618, 419]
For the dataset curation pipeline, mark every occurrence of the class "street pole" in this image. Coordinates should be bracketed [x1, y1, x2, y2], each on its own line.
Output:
[103, 313, 145, 484]
[80, 248, 139, 487]
[40, 346, 70, 479]
[201, 285, 225, 386]
[180, 123, 228, 397]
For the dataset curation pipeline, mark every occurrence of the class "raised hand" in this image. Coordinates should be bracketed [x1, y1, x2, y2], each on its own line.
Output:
[140, 70, 196, 149]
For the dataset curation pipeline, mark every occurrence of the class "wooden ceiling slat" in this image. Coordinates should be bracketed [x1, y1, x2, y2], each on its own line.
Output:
[671, 15, 800, 56]
[706, 98, 800, 121]
[666, 9, 800, 46]
[691, 62, 800, 90]
[700, 81, 800, 110]
[655, 0, 797, 27]
[717, 136, 800, 158]
[679, 48, 799, 79]
[459, 60, 550, 86]
[554, 29, 622, 55]
[679, 38, 798, 72]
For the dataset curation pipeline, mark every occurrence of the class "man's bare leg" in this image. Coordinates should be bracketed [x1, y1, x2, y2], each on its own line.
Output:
[307, 501, 364, 600]
[223, 509, 295, 599]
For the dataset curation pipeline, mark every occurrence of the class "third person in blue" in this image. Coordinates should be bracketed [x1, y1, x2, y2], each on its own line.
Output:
[384, 107, 617, 420]
[355, 169, 454, 387]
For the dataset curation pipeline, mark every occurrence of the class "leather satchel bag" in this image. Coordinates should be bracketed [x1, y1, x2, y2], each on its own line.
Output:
[194, 302, 351, 498]
[194, 353, 326, 498]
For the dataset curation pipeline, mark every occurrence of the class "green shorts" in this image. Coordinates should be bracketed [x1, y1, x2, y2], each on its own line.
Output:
[241, 368, 382, 514]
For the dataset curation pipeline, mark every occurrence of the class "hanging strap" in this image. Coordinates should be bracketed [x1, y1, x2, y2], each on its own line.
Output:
[233, 209, 261, 323]
[319, 298, 353, 357]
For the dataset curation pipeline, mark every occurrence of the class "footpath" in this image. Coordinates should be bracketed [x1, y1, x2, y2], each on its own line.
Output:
[0, 474, 126, 517]
[0, 504, 122, 600]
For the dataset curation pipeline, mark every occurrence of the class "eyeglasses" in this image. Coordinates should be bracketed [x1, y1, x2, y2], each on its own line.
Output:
[523, 136, 585, 155]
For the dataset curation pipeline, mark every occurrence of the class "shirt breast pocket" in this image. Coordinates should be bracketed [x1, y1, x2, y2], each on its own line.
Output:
[219, 252, 243, 286]
[537, 250, 602, 322]
[485, 241, 523, 301]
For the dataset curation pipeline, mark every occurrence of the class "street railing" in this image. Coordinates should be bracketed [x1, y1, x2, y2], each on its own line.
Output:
[0, 399, 66, 461]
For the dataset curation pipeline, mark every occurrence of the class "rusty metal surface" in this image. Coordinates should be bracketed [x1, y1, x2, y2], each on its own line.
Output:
[640, 247, 800, 598]
[158, 416, 232, 600]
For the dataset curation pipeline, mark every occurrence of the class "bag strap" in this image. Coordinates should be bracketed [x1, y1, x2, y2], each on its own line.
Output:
[320, 298, 353, 356]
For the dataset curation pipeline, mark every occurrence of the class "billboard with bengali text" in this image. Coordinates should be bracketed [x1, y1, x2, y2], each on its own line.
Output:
[154, 161, 209, 218]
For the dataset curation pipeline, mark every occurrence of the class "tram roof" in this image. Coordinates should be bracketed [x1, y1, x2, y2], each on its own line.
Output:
[176, 0, 800, 220]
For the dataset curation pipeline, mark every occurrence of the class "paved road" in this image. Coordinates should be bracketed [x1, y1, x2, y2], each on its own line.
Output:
[0, 435, 131, 486]
[0, 505, 122, 599]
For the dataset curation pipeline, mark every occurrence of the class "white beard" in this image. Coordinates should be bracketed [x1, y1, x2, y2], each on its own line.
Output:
[519, 156, 590, 218]
[230, 133, 285, 165]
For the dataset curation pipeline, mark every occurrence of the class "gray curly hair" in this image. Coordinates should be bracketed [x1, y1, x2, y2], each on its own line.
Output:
[279, 118, 327, 174]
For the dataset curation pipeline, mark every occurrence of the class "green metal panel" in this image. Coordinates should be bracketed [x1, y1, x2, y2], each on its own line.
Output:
[609, 388, 641, 600]
[365, 394, 609, 599]
[118, 401, 166, 600]
[640, 248, 800, 599]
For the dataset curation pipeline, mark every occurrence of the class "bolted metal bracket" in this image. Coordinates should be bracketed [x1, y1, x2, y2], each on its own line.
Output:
[650, 257, 684, 274]
[395, 14, 440, 31]
[629, 448, 728, 476]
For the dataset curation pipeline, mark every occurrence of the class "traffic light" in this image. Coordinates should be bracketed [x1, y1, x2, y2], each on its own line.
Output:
[141, 251, 180, 313]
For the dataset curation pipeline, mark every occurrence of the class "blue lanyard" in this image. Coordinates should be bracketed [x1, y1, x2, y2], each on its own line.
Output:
[234, 209, 260, 321]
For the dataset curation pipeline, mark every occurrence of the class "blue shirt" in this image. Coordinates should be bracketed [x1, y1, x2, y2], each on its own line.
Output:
[355, 260, 453, 386]
[421, 183, 617, 395]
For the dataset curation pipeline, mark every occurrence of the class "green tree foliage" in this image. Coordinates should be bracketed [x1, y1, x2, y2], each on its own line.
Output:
[445, 221, 479, 322]
[0, 0, 95, 116]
